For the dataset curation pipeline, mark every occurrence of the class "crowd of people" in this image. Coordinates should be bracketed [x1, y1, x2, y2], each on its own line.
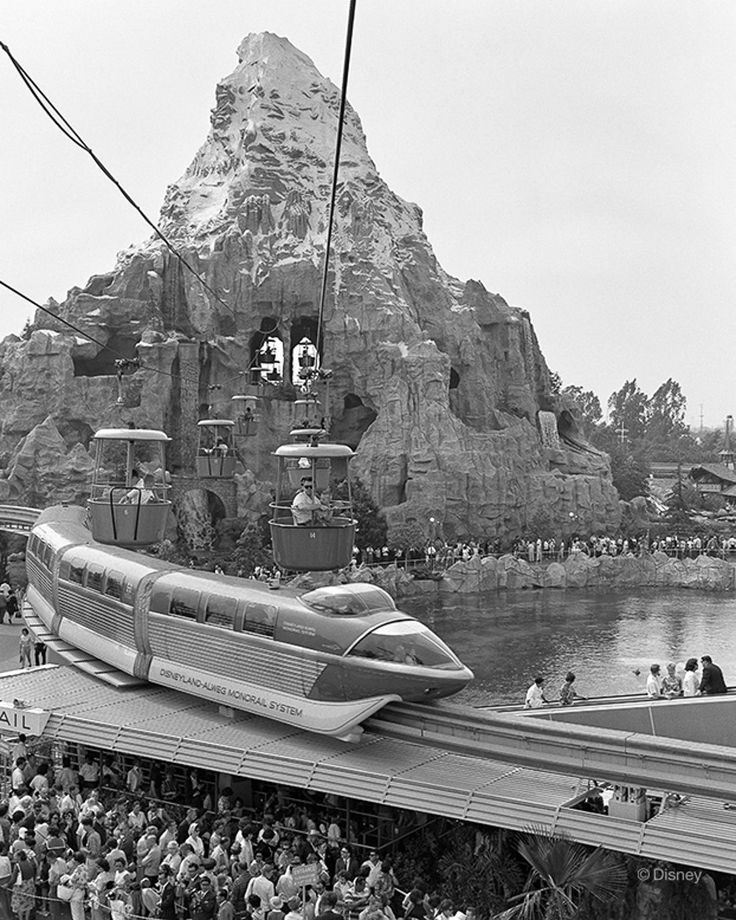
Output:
[644, 655, 728, 699]
[523, 654, 730, 709]
[512, 532, 736, 563]
[0, 745, 473, 920]
[357, 531, 736, 574]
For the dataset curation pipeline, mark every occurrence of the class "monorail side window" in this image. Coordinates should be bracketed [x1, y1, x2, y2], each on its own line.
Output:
[87, 566, 104, 592]
[69, 562, 85, 585]
[170, 589, 200, 620]
[204, 596, 234, 629]
[104, 572, 124, 600]
[243, 603, 276, 638]
[149, 586, 170, 615]
[40, 542, 52, 568]
[28, 534, 38, 556]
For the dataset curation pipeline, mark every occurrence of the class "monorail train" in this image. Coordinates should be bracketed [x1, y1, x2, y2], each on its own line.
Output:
[26, 505, 473, 740]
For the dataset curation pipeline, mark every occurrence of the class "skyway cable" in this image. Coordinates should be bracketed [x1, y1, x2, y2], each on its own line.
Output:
[0, 278, 200, 388]
[0, 41, 238, 322]
[315, 0, 358, 359]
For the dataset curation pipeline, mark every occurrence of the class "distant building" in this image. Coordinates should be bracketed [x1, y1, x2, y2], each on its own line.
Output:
[689, 462, 736, 504]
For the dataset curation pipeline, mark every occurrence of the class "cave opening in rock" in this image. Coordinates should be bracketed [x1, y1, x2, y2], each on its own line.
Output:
[329, 393, 378, 450]
[72, 333, 139, 377]
[449, 368, 460, 389]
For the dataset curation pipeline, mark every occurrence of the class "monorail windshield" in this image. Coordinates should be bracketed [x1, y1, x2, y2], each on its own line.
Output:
[347, 621, 461, 669]
[302, 585, 397, 615]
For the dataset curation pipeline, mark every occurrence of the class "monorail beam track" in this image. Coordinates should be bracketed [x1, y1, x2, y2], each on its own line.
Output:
[0, 505, 41, 533]
[366, 701, 736, 800]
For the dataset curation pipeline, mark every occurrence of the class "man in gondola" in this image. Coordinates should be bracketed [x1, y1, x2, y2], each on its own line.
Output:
[291, 478, 326, 526]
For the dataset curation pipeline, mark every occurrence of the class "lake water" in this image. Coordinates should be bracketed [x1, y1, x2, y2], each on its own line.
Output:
[404, 588, 736, 707]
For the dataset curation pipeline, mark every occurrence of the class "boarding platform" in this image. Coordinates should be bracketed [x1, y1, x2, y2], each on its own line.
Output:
[2, 665, 736, 875]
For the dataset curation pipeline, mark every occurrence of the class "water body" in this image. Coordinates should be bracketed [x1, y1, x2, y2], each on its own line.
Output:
[405, 588, 736, 707]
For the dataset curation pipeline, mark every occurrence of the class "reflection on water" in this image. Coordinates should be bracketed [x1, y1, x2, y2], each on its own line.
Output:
[404, 588, 736, 706]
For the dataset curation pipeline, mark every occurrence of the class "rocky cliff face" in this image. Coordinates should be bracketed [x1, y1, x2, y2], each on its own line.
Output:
[0, 32, 621, 542]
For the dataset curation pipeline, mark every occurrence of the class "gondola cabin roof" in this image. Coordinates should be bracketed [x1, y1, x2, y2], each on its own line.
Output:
[273, 443, 354, 459]
[93, 429, 171, 442]
[197, 420, 235, 427]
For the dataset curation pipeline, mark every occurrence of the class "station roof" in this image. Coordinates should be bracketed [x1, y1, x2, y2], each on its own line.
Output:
[2, 665, 736, 875]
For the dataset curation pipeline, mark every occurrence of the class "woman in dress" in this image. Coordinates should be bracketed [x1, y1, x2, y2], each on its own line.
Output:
[18, 628, 33, 669]
[65, 851, 88, 920]
[662, 662, 683, 699]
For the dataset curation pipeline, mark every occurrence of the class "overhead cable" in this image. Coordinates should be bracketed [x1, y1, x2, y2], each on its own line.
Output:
[0, 41, 237, 322]
[315, 0, 358, 358]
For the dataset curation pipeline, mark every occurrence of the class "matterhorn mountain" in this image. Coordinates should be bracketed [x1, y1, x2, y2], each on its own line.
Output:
[0, 32, 620, 542]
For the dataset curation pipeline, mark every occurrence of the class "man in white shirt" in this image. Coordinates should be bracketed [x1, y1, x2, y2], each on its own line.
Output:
[245, 865, 275, 908]
[646, 663, 664, 699]
[524, 677, 547, 709]
[11, 758, 27, 794]
[291, 479, 325, 526]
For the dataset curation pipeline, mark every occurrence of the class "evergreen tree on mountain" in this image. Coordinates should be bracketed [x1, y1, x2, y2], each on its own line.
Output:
[560, 385, 602, 437]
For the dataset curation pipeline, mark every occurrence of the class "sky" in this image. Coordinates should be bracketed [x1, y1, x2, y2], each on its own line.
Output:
[2, 1, 735, 429]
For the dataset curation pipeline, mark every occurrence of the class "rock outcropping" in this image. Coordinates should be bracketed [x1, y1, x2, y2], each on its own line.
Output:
[0, 32, 621, 542]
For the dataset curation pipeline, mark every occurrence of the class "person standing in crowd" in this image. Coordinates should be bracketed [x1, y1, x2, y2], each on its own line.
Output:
[5, 590, 18, 623]
[0, 842, 12, 920]
[34, 635, 47, 666]
[159, 865, 178, 920]
[524, 676, 547, 709]
[18, 628, 33, 668]
[66, 850, 89, 920]
[682, 658, 700, 697]
[646, 663, 664, 699]
[10, 848, 36, 920]
[700, 655, 728, 695]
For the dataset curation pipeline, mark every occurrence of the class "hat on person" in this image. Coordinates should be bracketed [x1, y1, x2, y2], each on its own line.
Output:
[651, 663, 660, 672]
[270, 897, 284, 910]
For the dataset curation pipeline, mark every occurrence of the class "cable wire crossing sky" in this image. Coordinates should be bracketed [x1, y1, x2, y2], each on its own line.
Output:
[2, 0, 734, 427]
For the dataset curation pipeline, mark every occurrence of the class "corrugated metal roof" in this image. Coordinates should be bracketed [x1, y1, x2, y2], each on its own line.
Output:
[4, 666, 736, 874]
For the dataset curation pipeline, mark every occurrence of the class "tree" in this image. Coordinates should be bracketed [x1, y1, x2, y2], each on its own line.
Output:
[230, 518, 272, 575]
[608, 447, 651, 501]
[647, 378, 687, 442]
[494, 830, 627, 920]
[561, 385, 603, 436]
[437, 826, 523, 918]
[608, 379, 649, 442]
[387, 520, 426, 557]
[334, 476, 387, 550]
